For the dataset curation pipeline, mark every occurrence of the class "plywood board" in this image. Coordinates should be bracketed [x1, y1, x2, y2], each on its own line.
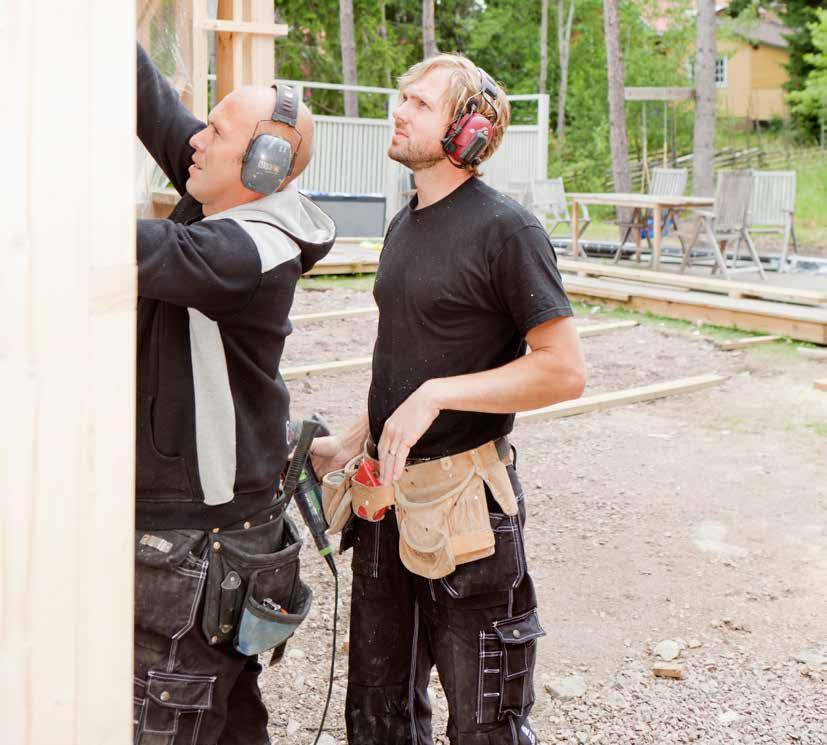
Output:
[798, 347, 827, 361]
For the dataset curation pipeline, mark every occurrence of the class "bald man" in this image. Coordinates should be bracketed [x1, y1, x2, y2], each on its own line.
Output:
[132, 45, 335, 745]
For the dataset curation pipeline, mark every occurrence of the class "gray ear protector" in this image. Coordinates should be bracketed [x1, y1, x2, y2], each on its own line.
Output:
[241, 83, 302, 194]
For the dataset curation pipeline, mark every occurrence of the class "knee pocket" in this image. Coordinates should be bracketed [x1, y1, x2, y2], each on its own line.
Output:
[133, 670, 216, 744]
[477, 608, 544, 725]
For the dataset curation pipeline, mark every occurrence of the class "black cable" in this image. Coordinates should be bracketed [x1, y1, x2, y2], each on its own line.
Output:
[312, 570, 338, 745]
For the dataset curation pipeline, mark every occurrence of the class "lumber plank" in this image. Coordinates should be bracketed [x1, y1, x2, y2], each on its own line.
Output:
[291, 307, 378, 325]
[798, 347, 827, 361]
[713, 335, 781, 350]
[556, 258, 827, 307]
[576, 320, 638, 336]
[815, 379, 827, 392]
[282, 357, 372, 380]
[561, 275, 827, 345]
[516, 374, 727, 422]
[197, 19, 288, 36]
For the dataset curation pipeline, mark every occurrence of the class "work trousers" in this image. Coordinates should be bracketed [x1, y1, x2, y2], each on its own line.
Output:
[343, 464, 543, 745]
[133, 502, 304, 745]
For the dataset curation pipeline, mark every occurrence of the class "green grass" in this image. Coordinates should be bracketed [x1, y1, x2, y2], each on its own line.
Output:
[806, 422, 827, 438]
[793, 158, 827, 247]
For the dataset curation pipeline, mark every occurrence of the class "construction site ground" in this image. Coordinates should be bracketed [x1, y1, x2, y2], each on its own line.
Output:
[261, 278, 827, 745]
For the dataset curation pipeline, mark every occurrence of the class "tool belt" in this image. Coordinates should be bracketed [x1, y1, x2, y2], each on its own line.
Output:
[321, 437, 517, 579]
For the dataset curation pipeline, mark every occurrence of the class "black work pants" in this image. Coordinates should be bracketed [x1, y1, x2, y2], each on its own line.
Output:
[133, 503, 307, 745]
[344, 465, 543, 745]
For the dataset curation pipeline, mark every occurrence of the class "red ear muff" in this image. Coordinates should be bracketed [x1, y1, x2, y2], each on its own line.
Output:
[442, 112, 492, 167]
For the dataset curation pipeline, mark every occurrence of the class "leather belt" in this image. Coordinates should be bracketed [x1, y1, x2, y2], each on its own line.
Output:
[366, 435, 511, 466]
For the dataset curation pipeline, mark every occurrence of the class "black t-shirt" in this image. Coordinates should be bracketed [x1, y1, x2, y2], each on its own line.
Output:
[368, 177, 573, 458]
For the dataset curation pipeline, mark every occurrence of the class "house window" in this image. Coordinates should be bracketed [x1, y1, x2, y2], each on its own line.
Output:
[715, 57, 727, 88]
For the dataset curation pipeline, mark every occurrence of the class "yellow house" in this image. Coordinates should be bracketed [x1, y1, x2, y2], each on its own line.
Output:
[716, 14, 791, 122]
[646, 2, 792, 123]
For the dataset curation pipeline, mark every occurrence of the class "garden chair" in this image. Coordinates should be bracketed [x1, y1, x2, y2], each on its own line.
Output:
[681, 170, 766, 280]
[612, 167, 688, 264]
[529, 177, 591, 251]
[740, 170, 798, 272]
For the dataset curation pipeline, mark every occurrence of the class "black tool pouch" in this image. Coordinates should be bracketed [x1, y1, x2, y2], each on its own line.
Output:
[201, 515, 311, 658]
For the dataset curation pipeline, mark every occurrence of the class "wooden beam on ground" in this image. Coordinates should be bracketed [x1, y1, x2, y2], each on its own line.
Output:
[556, 259, 827, 307]
[291, 307, 378, 325]
[798, 347, 827, 361]
[283, 321, 638, 378]
[561, 275, 827, 345]
[713, 335, 781, 351]
[577, 320, 638, 337]
[516, 374, 727, 422]
[282, 357, 372, 380]
[815, 379, 827, 392]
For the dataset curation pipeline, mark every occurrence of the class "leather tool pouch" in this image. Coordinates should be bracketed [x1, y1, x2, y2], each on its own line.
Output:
[201, 516, 311, 660]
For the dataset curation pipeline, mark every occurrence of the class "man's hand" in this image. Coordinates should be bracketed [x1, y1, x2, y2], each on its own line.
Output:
[310, 435, 350, 478]
[378, 381, 442, 485]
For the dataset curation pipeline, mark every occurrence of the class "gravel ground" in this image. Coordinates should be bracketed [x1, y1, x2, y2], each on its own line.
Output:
[260, 283, 827, 745]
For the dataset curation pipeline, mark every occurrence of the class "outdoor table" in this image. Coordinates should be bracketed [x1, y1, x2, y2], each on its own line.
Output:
[567, 193, 714, 270]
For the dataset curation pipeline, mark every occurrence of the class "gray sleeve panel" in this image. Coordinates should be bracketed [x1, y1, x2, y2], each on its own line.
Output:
[187, 308, 237, 506]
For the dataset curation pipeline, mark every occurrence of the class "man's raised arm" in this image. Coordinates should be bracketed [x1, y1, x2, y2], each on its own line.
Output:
[136, 43, 203, 196]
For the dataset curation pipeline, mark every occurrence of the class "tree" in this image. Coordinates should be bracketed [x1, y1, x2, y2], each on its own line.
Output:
[602, 0, 631, 206]
[556, 0, 576, 141]
[781, 0, 822, 140]
[693, 0, 716, 196]
[540, 0, 549, 94]
[789, 8, 827, 144]
[423, 0, 439, 58]
[339, 0, 359, 117]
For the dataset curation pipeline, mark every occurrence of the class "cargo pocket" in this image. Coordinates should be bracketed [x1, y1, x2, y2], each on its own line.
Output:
[135, 670, 215, 743]
[135, 393, 193, 501]
[134, 530, 207, 640]
[477, 609, 545, 724]
[493, 609, 545, 719]
[440, 512, 524, 599]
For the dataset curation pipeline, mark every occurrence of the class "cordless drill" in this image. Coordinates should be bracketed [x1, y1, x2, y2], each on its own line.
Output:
[284, 414, 337, 577]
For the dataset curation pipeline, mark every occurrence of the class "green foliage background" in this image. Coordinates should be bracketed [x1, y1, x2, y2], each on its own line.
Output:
[267, 0, 822, 190]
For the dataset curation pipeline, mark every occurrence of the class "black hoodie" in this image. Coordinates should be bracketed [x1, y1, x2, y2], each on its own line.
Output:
[135, 45, 335, 529]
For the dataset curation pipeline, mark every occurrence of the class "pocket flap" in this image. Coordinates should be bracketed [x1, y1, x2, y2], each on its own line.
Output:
[493, 608, 545, 646]
[146, 671, 216, 710]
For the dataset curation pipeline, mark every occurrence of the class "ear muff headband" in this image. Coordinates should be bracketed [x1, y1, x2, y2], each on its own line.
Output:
[241, 83, 302, 195]
[441, 67, 499, 168]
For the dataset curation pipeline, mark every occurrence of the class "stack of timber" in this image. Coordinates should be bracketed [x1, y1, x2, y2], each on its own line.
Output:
[304, 250, 827, 345]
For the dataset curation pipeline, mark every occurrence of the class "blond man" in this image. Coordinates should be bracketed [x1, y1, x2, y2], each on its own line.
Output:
[312, 54, 585, 744]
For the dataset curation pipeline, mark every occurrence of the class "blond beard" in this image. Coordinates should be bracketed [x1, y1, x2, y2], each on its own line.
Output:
[388, 139, 445, 171]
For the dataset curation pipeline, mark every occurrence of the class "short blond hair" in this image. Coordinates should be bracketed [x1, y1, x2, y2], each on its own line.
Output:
[398, 54, 510, 176]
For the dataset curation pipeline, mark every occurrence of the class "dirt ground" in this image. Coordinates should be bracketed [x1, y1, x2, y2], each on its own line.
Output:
[260, 282, 827, 745]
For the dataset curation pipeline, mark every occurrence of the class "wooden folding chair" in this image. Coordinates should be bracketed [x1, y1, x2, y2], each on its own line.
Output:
[743, 170, 798, 272]
[529, 178, 591, 251]
[613, 167, 688, 264]
[682, 170, 766, 280]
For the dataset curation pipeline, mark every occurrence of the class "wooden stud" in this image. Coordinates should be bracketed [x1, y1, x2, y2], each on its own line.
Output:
[798, 347, 827, 362]
[713, 335, 781, 351]
[282, 357, 373, 380]
[576, 320, 638, 337]
[516, 374, 727, 422]
[290, 307, 378, 325]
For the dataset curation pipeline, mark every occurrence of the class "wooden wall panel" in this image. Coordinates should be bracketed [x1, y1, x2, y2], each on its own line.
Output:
[0, 1, 136, 743]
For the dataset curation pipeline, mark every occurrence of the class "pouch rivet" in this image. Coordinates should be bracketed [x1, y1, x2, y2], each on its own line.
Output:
[512, 629, 521, 638]
[213, 541, 221, 551]
[160, 691, 171, 702]
[210, 635, 219, 644]
[243, 521, 251, 529]
[212, 527, 220, 533]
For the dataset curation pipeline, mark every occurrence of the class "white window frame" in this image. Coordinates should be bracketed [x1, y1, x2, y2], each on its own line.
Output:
[715, 56, 728, 88]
